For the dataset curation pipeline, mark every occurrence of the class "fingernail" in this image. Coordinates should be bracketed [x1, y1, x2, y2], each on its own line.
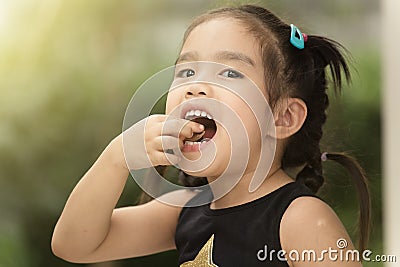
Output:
[198, 124, 205, 131]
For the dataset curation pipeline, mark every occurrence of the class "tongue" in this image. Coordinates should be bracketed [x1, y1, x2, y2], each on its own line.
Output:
[203, 127, 216, 139]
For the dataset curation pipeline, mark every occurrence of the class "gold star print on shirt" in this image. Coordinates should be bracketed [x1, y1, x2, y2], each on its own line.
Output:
[180, 234, 219, 267]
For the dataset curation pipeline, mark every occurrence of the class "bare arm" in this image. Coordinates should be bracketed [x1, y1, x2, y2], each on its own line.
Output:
[51, 116, 203, 263]
[51, 136, 129, 261]
[280, 197, 362, 267]
[51, 136, 181, 262]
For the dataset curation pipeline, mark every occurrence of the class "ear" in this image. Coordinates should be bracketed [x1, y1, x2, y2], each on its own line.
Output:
[272, 98, 307, 139]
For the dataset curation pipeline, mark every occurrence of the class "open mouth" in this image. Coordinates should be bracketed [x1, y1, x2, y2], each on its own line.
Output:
[183, 109, 217, 150]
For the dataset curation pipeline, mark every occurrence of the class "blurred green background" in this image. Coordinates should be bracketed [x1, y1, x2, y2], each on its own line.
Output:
[0, 0, 381, 266]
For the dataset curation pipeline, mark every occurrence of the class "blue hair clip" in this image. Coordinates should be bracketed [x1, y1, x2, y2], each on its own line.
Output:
[290, 24, 305, 50]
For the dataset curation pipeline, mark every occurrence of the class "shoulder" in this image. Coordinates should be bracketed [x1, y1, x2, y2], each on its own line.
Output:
[279, 196, 357, 266]
[282, 196, 339, 228]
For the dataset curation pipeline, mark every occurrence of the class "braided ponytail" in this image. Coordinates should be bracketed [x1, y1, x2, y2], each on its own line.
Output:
[296, 160, 324, 194]
[281, 35, 346, 194]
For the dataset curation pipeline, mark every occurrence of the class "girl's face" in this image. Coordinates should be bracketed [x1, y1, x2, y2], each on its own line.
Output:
[166, 18, 267, 179]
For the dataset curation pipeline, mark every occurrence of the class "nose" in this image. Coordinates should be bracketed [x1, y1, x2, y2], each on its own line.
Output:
[185, 84, 210, 99]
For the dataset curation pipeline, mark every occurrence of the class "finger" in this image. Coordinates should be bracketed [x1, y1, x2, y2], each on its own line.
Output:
[161, 119, 204, 138]
[152, 136, 183, 151]
[180, 121, 205, 139]
[152, 151, 181, 166]
[148, 114, 168, 123]
[184, 131, 205, 142]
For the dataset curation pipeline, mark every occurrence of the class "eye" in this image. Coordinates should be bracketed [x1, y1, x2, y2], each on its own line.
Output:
[220, 69, 244, 79]
[177, 69, 196, 78]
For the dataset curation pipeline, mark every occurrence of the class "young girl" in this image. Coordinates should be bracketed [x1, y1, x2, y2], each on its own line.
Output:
[52, 4, 370, 267]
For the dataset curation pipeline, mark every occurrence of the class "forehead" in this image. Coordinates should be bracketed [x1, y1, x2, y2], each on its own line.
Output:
[181, 18, 262, 65]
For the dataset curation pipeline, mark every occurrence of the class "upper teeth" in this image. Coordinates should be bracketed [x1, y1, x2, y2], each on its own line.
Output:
[185, 109, 213, 120]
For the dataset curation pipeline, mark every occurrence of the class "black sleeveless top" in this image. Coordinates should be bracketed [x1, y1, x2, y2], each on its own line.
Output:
[175, 181, 316, 266]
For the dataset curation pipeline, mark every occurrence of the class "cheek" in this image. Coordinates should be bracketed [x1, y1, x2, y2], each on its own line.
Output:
[234, 100, 259, 134]
[165, 91, 179, 114]
[237, 104, 262, 147]
[220, 94, 260, 138]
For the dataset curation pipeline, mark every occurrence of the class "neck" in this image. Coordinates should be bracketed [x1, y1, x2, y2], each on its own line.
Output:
[208, 163, 294, 210]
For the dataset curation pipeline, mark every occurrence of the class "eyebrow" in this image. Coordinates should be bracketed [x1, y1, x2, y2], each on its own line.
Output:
[175, 51, 255, 67]
[215, 51, 255, 67]
[175, 51, 198, 64]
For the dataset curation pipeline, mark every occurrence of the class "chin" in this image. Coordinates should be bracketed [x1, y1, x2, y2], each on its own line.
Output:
[182, 157, 227, 179]
[182, 167, 212, 179]
[181, 150, 202, 161]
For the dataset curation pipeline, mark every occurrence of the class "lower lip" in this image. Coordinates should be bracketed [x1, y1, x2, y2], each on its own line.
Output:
[181, 140, 212, 152]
